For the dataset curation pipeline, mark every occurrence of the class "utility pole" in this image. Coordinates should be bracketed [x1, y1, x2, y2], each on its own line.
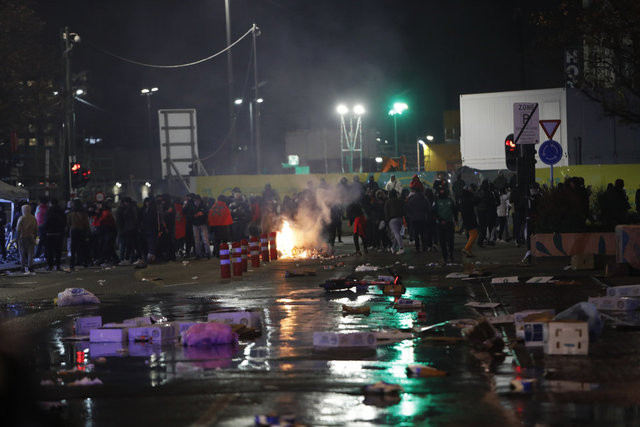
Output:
[62, 27, 75, 198]
[225, 0, 236, 151]
[252, 24, 262, 174]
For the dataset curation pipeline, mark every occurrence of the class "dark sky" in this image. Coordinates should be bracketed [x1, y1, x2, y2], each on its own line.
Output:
[34, 0, 562, 174]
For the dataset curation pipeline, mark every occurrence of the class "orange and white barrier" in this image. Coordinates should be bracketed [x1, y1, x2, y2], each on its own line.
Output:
[240, 239, 248, 272]
[219, 242, 231, 278]
[232, 242, 243, 277]
[260, 233, 270, 262]
[269, 232, 278, 261]
[249, 236, 260, 268]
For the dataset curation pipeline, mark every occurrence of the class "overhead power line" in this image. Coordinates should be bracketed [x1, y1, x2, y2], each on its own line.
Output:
[85, 25, 256, 69]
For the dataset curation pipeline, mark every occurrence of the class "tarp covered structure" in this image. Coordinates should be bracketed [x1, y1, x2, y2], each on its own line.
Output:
[0, 180, 27, 200]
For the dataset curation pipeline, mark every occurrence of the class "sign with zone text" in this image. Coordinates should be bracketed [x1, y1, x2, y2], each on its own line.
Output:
[513, 102, 540, 145]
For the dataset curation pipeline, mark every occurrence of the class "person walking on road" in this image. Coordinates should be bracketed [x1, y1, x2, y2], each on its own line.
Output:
[43, 198, 66, 271]
[434, 185, 457, 264]
[384, 189, 405, 255]
[385, 175, 402, 193]
[16, 204, 37, 273]
[459, 186, 479, 258]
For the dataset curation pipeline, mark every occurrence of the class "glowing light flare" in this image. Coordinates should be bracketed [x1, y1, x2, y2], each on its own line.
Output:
[275, 220, 311, 259]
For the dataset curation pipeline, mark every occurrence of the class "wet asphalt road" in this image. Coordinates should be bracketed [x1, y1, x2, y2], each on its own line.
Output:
[1, 238, 640, 426]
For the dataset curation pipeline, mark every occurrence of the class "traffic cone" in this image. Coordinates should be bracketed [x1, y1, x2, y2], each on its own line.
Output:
[269, 232, 278, 260]
[232, 242, 243, 277]
[249, 236, 260, 268]
[260, 233, 270, 262]
[241, 239, 248, 272]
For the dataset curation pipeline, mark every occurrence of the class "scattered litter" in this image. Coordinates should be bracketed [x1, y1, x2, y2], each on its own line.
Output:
[373, 329, 413, 344]
[491, 276, 519, 284]
[182, 260, 190, 266]
[141, 277, 162, 282]
[341, 304, 371, 315]
[463, 319, 504, 353]
[563, 265, 575, 271]
[378, 275, 395, 282]
[487, 314, 514, 325]
[90, 326, 130, 343]
[382, 283, 405, 296]
[208, 311, 262, 329]
[182, 323, 238, 346]
[255, 414, 297, 427]
[445, 272, 469, 279]
[56, 288, 100, 306]
[313, 331, 376, 349]
[545, 321, 589, 355]
[393, 298, 423, 310]
[355, 264, 379, 272]
[67, 377, 103, 386]
[284, 269, 316, 278]
[588, 296, 639, 311]
[546, 380, 599, 392]
[553, 302, 603, 341]
[335, 261, 345, 267]
[191, 276, 198, 280]
[606, 284, 640, 297]
[514, 310, 555, 339]
[510, 378, 537, 392]
[39, 401, 67, 410]
[74, 316, 102, 335]
[129, 324, 178, 343]
[97, 280, 106, 286]
[406, 364, 447, 377]
[465, 301, 500, 309]
[408, 265, 415, 270]
[426, 262, 440, 267]
[526, 276, 554, 284]
[362, 381, 403, 395]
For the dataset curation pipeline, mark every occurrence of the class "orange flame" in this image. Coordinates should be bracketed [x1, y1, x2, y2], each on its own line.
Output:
[276, 220, 310, 259]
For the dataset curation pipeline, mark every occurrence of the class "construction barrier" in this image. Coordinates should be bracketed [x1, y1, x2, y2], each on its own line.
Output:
[219, 242, 231, 279]
[269, 232, 278, 261]
[241, 239, 248, 272]
[260, 233, 270, 263]
[249, 236, 260, 268]
[232, 242, 243, 277]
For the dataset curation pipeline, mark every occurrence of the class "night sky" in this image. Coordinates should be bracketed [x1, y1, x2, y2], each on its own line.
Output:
[34, 0, 562, 174]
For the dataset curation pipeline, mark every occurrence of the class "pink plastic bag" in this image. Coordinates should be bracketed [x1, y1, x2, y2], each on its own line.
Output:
[182, 323, 238, 346]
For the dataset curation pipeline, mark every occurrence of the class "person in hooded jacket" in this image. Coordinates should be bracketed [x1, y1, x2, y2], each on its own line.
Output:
[16, 204, 37, 272]
[43, 198, 66, 270]
[406, 188, 429, 252]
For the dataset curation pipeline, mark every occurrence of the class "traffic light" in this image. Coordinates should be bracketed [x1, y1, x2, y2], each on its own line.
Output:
[504, 133, 517, 171]
[81, 167, 91, 186]
[71, 163, 82, 188]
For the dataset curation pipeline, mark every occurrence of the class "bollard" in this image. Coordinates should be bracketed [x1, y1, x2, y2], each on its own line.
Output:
[249, 236, 260, 268]
[269, 232, 278, 260]
[260, 233, 270, 262]
[232, 242, 243, 277]
[219, 242, 231, 279]
[240, 239, 248, 272]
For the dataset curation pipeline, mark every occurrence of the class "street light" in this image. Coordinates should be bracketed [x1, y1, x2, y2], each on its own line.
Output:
[417, 139, 427, 172]
[141, 87, 159, 180]
[388, 102, 408, 157]
[336, 103, 366, 173]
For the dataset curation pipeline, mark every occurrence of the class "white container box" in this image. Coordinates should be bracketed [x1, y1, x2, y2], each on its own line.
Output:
[514, 309, 555, 339]
[207, 311, 261, 328]
[523, 322, 548, 347]
[588, 296, 640, 311]
[74, 316, 102, 335]
[313, 332, 377, 348]
[544, 321, 589, 355]
[128, 324, 177, 343]
[171, 321, 202, 335]
[606, 285, 640, 298]
[90, 327, 130, 343]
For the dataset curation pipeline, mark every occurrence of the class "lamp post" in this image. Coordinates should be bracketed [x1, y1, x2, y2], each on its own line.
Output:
[141, 87, 158, 180]
[337, 104, 365, 173]
[388, 102, 408, 157]
[416, 135, 433, 172]
[62, 28, 80, 198]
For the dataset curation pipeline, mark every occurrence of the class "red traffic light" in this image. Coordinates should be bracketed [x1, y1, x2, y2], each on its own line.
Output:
[71, 163, 81, 172]
[505, 139, 516, 152]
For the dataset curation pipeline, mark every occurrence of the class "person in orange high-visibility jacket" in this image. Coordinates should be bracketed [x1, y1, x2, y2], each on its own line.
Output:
[174, 201, 186, 256]
[208, 195, 232, 257]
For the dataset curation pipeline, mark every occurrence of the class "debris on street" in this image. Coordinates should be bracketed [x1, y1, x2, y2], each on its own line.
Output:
[56, 288, 100, 306]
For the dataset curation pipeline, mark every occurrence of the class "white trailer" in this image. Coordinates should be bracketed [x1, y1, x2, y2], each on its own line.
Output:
[460, 88, 569, 170]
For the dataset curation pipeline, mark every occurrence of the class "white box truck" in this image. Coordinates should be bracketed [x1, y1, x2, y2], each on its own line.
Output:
[460, 88, 569, 170]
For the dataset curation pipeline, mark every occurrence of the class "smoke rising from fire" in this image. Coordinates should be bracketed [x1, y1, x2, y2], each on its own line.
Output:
[277, 178, 362, 250]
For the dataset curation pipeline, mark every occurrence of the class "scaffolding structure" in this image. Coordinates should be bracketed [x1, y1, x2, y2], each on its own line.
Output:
[338, 112, 364, 173]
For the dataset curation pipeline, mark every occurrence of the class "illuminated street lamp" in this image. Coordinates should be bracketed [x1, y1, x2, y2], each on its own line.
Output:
[336, 103, 365, 173]
[388, 102, 408, 157]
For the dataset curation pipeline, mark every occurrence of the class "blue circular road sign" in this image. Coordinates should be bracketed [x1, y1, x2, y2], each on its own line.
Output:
[539, 139, 563, 165]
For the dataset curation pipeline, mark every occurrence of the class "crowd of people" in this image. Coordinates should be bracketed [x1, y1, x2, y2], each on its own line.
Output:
[2, 173, 639, 273]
